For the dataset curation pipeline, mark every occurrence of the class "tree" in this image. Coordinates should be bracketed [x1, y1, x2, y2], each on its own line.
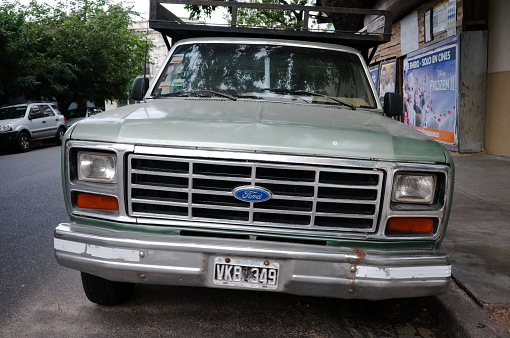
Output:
[185, 0, 378, 32]
[0, 3, 34, 103]
[186, 0, 311, 29]
[0, 0, 150, 112]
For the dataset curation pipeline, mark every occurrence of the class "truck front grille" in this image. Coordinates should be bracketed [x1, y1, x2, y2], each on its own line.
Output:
[127, 154, 384, 233]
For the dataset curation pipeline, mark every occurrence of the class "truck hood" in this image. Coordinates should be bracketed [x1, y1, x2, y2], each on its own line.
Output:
[70, 98, 447, 163]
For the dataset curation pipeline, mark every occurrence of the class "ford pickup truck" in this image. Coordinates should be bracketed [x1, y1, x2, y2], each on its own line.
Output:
[54, 0, 454, 323]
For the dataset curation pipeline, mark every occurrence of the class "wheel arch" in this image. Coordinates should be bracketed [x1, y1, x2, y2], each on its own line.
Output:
[16, 127, 32, 138]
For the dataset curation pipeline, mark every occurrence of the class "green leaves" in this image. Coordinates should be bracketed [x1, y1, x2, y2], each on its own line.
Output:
[185, 0, 312, 29]
[235, 0, 310, 29]
[0, 0, 149, 110]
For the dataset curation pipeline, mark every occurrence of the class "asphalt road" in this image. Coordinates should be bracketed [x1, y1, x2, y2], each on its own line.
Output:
[0, 143, 449, 337]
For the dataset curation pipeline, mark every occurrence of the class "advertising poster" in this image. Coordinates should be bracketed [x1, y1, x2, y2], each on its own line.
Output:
[433, 1, 448, 35]
[401, 10, 419, 55]
[369, 64, 379, 95]
[378, 59, 396, 103]
[403, 43, 458, 144]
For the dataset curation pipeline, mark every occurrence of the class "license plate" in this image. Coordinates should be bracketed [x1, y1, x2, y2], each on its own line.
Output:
[213, 257, 279, 290]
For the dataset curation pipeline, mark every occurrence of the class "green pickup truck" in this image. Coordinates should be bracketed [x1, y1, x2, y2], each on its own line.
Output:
[54, 0, 454, 323]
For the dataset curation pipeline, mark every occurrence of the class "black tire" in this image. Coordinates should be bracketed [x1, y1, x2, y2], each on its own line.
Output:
[81, 272, 136, 306]
[374, 297, 425, 324]
[17, 132, 31, 152]
[55, 127, 66, 145]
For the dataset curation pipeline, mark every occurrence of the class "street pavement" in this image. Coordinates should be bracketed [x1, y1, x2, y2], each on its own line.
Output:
[432, 154, 510, 337]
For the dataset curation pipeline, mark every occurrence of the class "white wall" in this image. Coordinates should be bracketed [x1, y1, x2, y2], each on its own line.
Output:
[488, 0, 510, 73]
[131, 21, 169, 79]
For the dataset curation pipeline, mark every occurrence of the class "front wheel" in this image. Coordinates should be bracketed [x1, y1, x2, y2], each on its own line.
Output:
[81, 272, 136, 305]
[55, 127, 66, 145]
[17, 132, 31, 152]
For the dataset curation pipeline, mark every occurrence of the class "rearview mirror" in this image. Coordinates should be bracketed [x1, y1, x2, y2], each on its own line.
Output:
[131, 77, 150, 101]
[383, 92, 403, 117]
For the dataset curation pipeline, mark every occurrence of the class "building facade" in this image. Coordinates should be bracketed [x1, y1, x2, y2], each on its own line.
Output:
[367, 0, 508, 156]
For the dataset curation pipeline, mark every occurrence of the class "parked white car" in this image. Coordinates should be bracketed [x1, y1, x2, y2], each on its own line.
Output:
[0, 102, 67, 152]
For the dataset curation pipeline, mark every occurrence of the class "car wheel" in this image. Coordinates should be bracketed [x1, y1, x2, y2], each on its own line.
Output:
[374, 297, 425, 324]
[17, 132, 31, 152]
[55, 127, 66, 145]
[81, 272, 136, 306]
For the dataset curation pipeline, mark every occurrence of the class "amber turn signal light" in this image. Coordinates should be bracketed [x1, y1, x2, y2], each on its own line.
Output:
[387, 217, 434, 234]
[77, 193, 119, 211]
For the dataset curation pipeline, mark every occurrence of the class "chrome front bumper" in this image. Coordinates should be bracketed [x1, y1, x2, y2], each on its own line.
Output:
[54, 223, 451, 301]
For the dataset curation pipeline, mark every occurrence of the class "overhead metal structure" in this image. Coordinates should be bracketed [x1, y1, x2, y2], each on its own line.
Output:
[149, 0, 393, 61]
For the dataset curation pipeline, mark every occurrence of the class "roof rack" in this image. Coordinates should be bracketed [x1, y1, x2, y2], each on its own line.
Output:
[149, 0, 392, 61]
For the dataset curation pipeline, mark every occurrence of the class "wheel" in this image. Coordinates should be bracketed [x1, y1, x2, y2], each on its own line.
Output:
[374, 297, 425, 324]
[81, 272, 136, 305]
[17, 132, 31, 152]
[55, 127, 66, 145]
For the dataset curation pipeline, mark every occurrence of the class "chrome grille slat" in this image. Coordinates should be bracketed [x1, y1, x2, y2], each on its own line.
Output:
[132, 169, 190, 177]
[132, 198, 189, 207]
[315, 199, 377, 204]
[133, 201, 255, 210]
[132, 184, 189, 193]
[128, 154, 384, 233]
[313, 212, 377, 218]
[191, 175, 252, 182]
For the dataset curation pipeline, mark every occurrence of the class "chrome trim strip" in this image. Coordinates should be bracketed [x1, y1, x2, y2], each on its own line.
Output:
[355, 265, 451, 279]
[54, 238, 140, 262]
[134, 146, 382, 168]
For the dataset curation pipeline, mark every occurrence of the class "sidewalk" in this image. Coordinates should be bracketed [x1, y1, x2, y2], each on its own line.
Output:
[432, 154, 510, 337]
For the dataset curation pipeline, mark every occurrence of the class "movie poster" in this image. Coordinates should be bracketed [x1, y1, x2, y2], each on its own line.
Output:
[378, 59, 396, 103]
[403, 43, 458, 145]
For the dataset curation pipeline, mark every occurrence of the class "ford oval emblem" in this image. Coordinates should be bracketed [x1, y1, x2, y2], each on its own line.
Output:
[233, 186, 272, 203]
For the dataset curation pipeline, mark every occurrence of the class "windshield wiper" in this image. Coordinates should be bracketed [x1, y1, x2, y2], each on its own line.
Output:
[155, 90, 237, 101]
[264, 88, 356, 110]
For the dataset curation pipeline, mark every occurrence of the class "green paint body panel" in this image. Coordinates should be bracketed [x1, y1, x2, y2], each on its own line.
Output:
[70, 99, 447, 163]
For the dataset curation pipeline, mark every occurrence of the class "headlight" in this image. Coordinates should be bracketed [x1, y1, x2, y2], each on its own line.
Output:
[77, 152, 117, 183]
[0, 124, 12, 131]
[392, 173, 436, 204]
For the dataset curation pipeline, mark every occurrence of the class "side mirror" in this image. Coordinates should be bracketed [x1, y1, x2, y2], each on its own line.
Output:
[383, 92, 403, 117]
[131, 77, 150, 101]
[28, 112, 38, 120]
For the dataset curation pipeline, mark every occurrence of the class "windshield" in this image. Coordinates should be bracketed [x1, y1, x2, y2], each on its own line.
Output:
[0, 106, 26, 120]
[151, 43, 377, 108]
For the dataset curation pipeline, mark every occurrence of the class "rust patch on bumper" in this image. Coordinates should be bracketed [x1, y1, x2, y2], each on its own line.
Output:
[353, 248, 366, 262]
[349, 248, 367, 293]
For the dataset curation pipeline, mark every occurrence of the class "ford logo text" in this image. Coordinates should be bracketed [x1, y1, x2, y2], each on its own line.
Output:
[233, 186, 272, 203]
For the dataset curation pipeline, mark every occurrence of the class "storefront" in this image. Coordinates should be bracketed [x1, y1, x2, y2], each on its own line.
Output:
[367, 0, 492, 153]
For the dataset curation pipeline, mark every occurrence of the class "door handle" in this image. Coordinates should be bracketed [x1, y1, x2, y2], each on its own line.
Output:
[42, 121, 47, 123]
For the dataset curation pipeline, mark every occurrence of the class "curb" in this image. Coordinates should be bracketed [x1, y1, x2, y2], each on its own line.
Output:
[429, 282, 510, 338]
